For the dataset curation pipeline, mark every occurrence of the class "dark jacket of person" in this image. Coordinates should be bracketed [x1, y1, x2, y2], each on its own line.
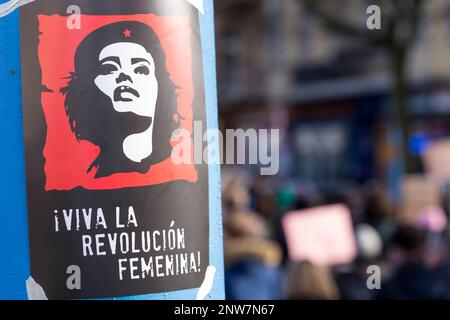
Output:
[224, 237, 284, 300]
[378, 262, 441, 300]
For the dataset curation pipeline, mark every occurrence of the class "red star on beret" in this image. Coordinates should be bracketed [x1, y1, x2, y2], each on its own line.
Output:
[123, 29, 132, 38]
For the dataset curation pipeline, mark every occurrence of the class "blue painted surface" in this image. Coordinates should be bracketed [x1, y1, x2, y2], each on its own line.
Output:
[198, 0, 225, 299]
[0, 9, 31, 299]
[0, 0, 224, 300]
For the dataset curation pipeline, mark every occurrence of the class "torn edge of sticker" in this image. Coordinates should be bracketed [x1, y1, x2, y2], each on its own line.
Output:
[196, 265, 216, 300]
[26, 266, 215, 300]
[0, 0, 204, 18]
[0, 0, 35, 18]
[26, 276, 48, 300]
[186, 0, 204, 15]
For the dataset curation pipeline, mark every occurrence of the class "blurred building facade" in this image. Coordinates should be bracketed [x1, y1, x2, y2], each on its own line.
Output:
[215, 0, 450, 191]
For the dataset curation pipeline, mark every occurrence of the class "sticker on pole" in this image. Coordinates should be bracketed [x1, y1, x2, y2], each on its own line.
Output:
[20, 0, 209, 299]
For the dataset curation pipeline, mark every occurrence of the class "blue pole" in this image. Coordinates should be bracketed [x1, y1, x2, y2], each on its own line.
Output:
[0, 0, 224, 300]
[0, 4, 30, 300]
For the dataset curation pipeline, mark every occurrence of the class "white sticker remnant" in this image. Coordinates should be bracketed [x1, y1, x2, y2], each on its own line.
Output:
[186, 0, 204, 15]
[26, 276, 48, 300]
[0, 0, 35, 18]
[196, 265, 216, 300]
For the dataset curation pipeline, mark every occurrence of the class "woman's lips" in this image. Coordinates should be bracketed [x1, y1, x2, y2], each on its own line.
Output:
[114, 85, 140, 102]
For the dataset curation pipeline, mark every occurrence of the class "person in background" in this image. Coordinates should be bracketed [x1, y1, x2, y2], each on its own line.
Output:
[334, 223, 383, 300]
[222, 170, 252, 218]
[378, 225, 440, 300]
[431, 228, 450, 299]
[224, 210, 284, 300]
[362, 186, 396, 247]
[285, 261, 340, 300]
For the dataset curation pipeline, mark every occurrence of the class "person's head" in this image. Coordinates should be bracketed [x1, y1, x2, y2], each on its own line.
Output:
[224, 210, 270, 239]
[363, 189, 393, 226]
[285, 261, 340, 300]
[387, 225, 427, 266]
[355, 223, 383, 261]
[61, 21, 178, 175]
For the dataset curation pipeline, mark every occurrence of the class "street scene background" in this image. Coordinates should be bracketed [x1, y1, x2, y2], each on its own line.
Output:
[216, 0, 450, 300]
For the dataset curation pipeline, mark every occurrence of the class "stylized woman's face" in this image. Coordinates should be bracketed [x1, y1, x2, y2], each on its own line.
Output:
[94, 42, 158, 118]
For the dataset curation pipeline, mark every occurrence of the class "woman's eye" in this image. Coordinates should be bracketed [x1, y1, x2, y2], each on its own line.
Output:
[98, 64, 118, 75]
[134, 65, 150, 75]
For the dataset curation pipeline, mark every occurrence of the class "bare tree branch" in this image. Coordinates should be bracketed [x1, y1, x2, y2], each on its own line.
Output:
[299, 0, 393, 47]
[297, 0, 427, 173]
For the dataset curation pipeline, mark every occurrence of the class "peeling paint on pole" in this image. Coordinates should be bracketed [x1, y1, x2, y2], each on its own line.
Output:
[186, 0, 204, 14]
[0, 0, 224, 300]
[0, 0, 34, 17]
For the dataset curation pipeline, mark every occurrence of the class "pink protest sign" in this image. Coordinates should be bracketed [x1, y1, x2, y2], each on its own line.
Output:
[282, 204, 357, 266]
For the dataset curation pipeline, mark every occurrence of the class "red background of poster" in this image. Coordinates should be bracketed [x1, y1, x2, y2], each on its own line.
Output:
[37, 14, 198, 190]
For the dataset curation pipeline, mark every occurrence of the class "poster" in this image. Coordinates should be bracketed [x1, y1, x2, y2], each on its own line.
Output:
[20, 0, 209, 299]
[282, 205, 357, 267]
[400, 175, 441, 224]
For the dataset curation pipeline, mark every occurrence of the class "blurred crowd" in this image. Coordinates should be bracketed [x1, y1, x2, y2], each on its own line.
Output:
[222, 168, 450, 300]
